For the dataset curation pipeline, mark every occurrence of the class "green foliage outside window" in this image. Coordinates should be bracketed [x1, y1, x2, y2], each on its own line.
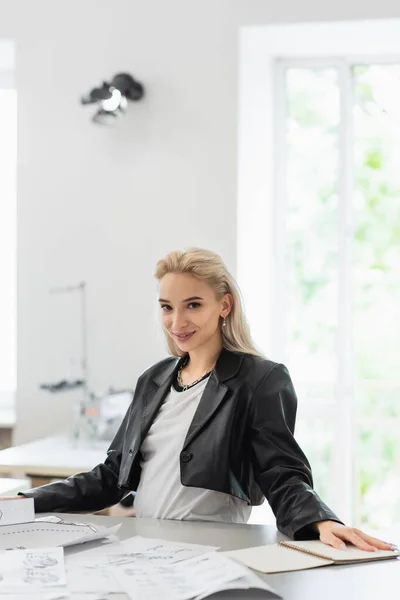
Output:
[285, 64, 400, 527]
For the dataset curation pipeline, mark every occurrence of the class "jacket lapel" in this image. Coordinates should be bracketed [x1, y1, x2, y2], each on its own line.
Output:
[182, 348, 243, 448]
[141, 349, 243, 448]
[182, 373, 228, 448]
[140, 358, 179, 440]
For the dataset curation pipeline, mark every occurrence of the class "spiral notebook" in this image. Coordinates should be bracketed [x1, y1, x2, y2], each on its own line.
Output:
[224, 540, 399, 574]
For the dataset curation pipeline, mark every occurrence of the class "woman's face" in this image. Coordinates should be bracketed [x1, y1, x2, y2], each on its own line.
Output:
[159, 273, 231, 354]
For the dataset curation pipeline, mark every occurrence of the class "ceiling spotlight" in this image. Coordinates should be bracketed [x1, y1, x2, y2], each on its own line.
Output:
[81, 73, 145, 125]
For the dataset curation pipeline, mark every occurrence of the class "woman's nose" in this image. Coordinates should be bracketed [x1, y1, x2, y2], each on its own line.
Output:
[172, 312, 188, 330]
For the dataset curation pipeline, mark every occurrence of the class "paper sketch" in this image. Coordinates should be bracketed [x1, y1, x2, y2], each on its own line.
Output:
[102, 545, 187, 567]
[67, 535, 218, 571]
[36, 515, 98, 532]
[0, 546, 66, 592]
[0, 521, 120, 550]
[111, 551, 251, 600]
[24, 568, 61, 585]
[24, 551, 59, 568]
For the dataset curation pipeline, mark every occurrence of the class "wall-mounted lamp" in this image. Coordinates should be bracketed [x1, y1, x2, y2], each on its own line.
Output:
[81, 72, 145, 125]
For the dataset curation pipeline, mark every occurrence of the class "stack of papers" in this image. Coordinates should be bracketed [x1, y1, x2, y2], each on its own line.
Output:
[110, 550, 280, 600]
[66, 534, 219, 568]
[0, 499, 281, 599]
[64, 535, 220, 596]
[0, 535, 281, 600]
[64, 535, 281, 600]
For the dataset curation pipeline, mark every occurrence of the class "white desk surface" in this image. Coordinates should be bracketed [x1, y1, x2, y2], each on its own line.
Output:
[0, 407, 16, 428]
[0, 435, 110, 477]
[55, 513, 400, 600]
[0, 477, 30, 495]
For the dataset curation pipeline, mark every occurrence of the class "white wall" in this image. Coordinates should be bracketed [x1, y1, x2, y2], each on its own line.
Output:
[1, 0, 400, 442]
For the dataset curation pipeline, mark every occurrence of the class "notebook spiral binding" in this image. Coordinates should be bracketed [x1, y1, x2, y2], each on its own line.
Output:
[279, 541, 333, 562]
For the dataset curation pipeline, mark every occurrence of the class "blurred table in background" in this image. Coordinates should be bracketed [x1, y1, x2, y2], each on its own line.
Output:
[0, 434, 109, 487]
[0, 477, 30, 496]
[0, 407, 16, 450]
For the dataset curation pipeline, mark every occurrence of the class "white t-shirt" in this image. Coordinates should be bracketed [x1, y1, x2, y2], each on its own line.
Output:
[134, 377, 252, 523]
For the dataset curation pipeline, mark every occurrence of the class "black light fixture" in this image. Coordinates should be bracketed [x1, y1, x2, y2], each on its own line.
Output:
[81, 72, 145, 125]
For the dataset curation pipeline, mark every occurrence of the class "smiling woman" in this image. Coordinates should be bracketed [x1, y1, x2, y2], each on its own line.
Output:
[155, 248, 261, 361]
[6, 247, 395, 552]
[157, 272, 234, 385]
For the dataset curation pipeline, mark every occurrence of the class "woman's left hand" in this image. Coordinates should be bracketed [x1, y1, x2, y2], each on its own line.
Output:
[314, 521, 396, 551]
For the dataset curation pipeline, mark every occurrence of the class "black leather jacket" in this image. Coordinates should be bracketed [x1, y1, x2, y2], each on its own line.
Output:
[24, 348, 342, 539]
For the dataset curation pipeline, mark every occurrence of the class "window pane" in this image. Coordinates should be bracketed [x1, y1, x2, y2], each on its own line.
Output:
[285, 68, 340, 387]
[284, 67, 339, 514]
[353, 64, 400, 382]
[295, 415, 334, 506]
[353, 63, 400, 525]
[356, 383, 400, 527]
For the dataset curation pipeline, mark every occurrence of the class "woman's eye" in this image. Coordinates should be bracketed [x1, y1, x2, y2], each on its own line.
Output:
[160, 304, 171, 311]
[188, 302, 201, 309]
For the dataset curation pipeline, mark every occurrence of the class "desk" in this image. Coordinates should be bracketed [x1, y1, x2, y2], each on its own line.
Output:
[0, 407, 15, 450]
[0, 408, 16, 429]
[0, 435, 109, 486]
[0, 478, 30, 496]
[56, 513, 400, 600]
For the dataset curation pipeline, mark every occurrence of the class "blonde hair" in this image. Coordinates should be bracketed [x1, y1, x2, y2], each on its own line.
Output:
[154, 247, 263, 358]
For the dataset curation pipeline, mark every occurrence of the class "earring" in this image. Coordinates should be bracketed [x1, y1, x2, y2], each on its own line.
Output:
[222, 317, 226, 328]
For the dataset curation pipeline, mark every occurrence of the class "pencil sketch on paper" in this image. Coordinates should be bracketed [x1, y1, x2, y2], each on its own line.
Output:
[105, 549, 181, 567]
[56, 518, 98, 533]
[0, 546, 66, 591]
[22, 549, 62, 585]
[37, 515, 98, 533]
[24, 552, 59, 569]
[23, 568, 60, 585]
[88, 543, 206, 569]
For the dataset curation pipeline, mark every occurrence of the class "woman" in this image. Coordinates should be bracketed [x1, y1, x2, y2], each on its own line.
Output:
[5, 248, 393, 550]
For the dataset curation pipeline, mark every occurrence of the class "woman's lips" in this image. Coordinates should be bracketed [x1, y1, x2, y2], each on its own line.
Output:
[174, 332, 195, 342]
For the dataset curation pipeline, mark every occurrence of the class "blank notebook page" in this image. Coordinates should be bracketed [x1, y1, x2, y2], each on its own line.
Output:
[223, 544, 332, 573]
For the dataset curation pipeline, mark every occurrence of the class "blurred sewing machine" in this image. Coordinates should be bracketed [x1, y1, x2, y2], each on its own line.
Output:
[82, 387, 133, 441]
[40, 379, 133, 442]
[39, 281, 133, 443]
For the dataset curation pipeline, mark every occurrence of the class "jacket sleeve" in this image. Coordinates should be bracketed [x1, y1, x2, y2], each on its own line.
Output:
[249, 363, 343, 540]
[20, 398, 134, 514]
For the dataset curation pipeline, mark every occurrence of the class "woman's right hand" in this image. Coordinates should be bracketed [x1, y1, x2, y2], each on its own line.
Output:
[0, 495, 25, 500]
